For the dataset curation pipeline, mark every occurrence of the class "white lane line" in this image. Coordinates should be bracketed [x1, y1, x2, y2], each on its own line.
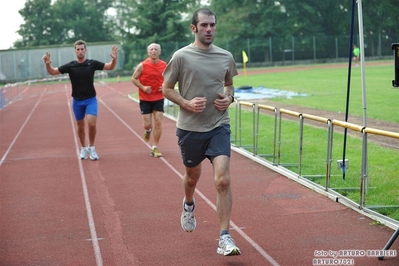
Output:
[98, 89, 280, 266]
[161, 159, 280, 266]
[2, 85, 102, 265]
[0, 88, 46, 167]
[65, 88, 103, 266]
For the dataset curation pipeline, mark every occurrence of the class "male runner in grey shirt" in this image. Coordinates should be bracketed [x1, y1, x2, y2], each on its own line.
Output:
[163, 7, 240, 256]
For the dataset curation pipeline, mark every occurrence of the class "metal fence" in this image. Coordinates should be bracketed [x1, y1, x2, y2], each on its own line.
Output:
[226, 99, 399, 228]
[0, 43, 124, 83]
[0, 34, 394, 83]
[164, 96, 399, 228]
[223, 34, 394, 64]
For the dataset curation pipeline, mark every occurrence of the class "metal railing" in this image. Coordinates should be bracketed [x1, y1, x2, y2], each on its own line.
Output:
[231, 99, 399, 227]
[0, 72, 108, 109]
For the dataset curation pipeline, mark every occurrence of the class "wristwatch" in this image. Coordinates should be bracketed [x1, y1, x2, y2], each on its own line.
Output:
[228, 94, 235, 103]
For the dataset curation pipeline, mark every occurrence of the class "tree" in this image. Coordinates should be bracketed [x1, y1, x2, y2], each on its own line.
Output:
[115, 0, 200, 69]
[209, 0, 359, 62]
[15, 0, 115, 48]
[13, 0, 398, 65]
[16, 0, 54, 47]
[361, 0, 399, 56]
[52, 0, 114, 44]
[210, 0, 301, 62]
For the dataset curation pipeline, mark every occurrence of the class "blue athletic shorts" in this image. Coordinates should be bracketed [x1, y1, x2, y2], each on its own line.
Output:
[139, 99, 164, 114]
[176, 124, 231, 168]
[72, 97, 98, 120]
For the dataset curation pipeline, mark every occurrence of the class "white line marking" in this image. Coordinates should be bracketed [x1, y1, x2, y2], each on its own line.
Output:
[1, 86, 103, 265]
[65, 88, 103, 266]
[0, 88, 46, 167]
[161, 159, 280, 266]
[99, 87, 280, 266]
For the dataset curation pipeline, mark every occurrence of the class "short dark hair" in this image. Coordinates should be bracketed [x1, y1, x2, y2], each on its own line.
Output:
[74, 40, 87, 49]
[191, 8, 217, 26]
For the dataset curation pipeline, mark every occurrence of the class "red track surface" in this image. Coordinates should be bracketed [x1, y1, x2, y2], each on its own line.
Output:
[1, 81, 398, 266]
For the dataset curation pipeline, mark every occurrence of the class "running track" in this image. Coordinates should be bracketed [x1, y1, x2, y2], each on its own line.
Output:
[0, 81, 398, 266]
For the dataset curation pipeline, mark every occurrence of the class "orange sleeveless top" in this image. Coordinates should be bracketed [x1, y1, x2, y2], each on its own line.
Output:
[138, 58, 167, 101]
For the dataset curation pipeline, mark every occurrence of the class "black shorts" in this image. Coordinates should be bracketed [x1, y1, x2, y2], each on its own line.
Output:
[139, 99, 164, 114]
[176, 124, 231, 168]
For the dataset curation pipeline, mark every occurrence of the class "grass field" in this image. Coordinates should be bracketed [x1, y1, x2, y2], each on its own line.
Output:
[223, 61, 399, 221]
[228, 108, 399, 221]
[159, 60, 399, 221]
[126, 61, 398, 122]
[122, 60, 399, 219]
[234, 61, 399, 123]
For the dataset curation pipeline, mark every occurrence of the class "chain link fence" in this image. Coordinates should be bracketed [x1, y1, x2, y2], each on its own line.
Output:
[0, 42, 124, 83]
[0, 34, 394, 83]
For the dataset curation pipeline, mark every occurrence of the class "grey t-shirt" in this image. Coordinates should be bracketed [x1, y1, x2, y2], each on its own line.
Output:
[163, 44, 238, 132]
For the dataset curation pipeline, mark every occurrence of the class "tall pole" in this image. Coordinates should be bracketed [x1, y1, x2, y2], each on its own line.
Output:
[357, 0, 367, 128]
[392, 43, 399, 87]
[357, 0, 369, 193]
[342, 0, 356, 180]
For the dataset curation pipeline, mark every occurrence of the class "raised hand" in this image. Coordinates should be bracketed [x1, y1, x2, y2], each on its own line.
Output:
[110, 46, 119, 60]
[42, 52, 52, 65]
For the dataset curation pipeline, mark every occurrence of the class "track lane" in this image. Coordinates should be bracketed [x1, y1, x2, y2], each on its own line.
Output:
[1, 81, 398, 265]
[1, 87, 98, 265]
[92, 84, 279, 265]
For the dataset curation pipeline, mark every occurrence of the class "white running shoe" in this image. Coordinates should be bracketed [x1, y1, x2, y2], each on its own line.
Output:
[181, 197, 196, 232]
[79, 147, 88, 160]
[217, 234, 241, 256]
[88, 146, 99, 160]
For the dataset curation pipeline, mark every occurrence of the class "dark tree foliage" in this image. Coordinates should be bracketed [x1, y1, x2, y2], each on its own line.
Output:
[51, 0, 114, 44]
[15, 0, 114, 47]
[115, 0, 201, 69]
[361, 0, 399, 55]
[209, 0, 353, 42]
[13, 0, 399, 66]
[209, 0, 398, 62]
[16, 0, 54, 47]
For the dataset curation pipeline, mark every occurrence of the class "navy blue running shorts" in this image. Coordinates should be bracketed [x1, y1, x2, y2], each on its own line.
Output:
[176, 124, 231, 168]
[140, 99, 164, 114]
